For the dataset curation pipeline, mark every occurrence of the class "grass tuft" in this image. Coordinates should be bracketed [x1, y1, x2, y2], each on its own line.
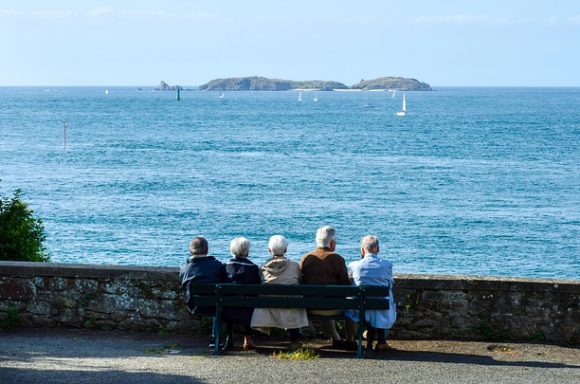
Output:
[273, 345, 319, 360]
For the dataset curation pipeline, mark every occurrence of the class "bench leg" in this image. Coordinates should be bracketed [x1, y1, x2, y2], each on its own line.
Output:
[213, 308, 223, 355]
[357, 309, 365, 358]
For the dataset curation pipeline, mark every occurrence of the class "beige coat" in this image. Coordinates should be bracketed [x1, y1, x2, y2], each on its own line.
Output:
[250, 257, 309, 333]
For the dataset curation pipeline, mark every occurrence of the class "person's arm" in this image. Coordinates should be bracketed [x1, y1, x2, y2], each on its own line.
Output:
[336, 255, 350, 285]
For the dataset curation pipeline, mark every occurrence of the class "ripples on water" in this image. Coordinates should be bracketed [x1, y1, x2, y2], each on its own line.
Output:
[0, 87, 578, 279]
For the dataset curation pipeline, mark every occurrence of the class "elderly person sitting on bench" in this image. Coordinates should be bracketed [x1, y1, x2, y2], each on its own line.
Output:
[223, 237, 261, 351]
[300, 225, 356, 349]
[347, 235, 397, 352]
[251, 235, 309, 349]
[180, 236, 226, 349]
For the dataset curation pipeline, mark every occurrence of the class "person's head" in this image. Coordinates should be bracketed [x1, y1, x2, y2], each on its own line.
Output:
[268, 235, 288, 257]
[316, 225, 336, 251]
[189, 236, 209, 257]
[360, 235, 380, 257]
[230, 237, 250, 258]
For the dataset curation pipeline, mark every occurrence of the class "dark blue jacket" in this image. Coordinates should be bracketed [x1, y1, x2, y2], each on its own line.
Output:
[223, 257, 261, 325]
[180, 255, 226, 315]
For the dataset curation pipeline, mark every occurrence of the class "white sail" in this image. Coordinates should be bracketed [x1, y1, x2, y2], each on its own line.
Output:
[298, 92, 303, 102]
[396, 93, 407, 116]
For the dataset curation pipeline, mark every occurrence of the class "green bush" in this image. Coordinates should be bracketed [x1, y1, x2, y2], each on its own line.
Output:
[0, 185, 50, 262]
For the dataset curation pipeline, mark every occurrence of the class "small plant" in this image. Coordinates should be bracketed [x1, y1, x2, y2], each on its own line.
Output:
[0, 184, 49, 262]
[273, 345, 319, 360]
[476, 322, 494, 339]
[158, 325, 172, 336]
[532, 331, 547, 342]
[0, 307, 21, 329]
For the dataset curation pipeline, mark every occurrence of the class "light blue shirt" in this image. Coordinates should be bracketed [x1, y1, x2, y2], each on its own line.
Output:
[348, 253, 397, 330]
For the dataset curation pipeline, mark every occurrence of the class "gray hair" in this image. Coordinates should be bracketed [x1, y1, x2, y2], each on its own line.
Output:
[189, 236, 208, 256]
[361, 235, 379, 252]
[316, 225, 336, 248]
[230, 237, 250, 258]
[268, 235, 288, 256]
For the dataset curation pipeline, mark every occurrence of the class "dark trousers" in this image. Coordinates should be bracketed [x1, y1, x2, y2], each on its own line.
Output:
[288, 328, 302, 342]
[366, 325, 386, 348]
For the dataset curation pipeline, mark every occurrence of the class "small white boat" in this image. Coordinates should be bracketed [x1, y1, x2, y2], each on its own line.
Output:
[363, 95, 373, 108]
[105, 89, 109, 95]
[396, 93, 407, 116]
[219, 90, 225, 99]
[313, 95, 318, 102]
[391, 89, 397, 98]
[298, 92, 303, 102]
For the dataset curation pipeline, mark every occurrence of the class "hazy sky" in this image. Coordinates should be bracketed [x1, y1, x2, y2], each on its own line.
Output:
[1, 1, 579, 86]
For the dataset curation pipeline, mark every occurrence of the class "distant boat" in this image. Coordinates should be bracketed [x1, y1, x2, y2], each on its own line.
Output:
[219, 90, 225, 99]
[363, 93, 373, 108]
[396, 93, 407, 116]
[313, 95, 318, 102]
[105, 89, 109, 96]
[298, 92, 303, 102]
[391, 89, 397, 98]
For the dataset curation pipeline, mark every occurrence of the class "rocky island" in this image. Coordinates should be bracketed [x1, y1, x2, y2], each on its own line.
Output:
[154, 81, 194, 91]
[351, 77, 432, 91]
[198, 76, 348, 91]
[197, 76, 431, 91]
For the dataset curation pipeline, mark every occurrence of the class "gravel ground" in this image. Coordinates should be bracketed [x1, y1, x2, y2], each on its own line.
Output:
[0, 329, 578, 384]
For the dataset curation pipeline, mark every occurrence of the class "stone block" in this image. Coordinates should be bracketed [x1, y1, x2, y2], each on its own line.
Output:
[0, 279, 35, 300]
[85, 295, 118, 314]
[75, 279, 98, 293]
[48, 277, 68, 291]
[26, 301, 52, 316]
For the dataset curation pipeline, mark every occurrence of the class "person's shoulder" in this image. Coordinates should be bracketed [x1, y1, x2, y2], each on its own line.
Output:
[348, 259, 361, 268]
[287, 258, 301, 268]
[300, 248, 319, 262]
[328, 251, 346, 263]
[378, 257, 393, 269]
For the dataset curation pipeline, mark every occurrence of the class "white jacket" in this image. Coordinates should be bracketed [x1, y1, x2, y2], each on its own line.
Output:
[250, 257, 309, 332]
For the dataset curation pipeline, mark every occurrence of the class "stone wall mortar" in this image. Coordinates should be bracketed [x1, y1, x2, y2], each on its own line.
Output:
[0, 262, 578, 344]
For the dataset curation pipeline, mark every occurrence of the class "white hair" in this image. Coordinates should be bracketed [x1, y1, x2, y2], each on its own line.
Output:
[316, 226, 336, 248]
[361, 235, 379, 252]
[230, 237, 250, 258]
[268, 235, 288, 256]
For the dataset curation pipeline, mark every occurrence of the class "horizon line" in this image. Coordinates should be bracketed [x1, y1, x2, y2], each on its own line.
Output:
[2, 84, 580, 88]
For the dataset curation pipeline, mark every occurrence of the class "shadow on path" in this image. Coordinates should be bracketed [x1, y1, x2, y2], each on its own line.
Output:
[252, 344, 579, 370]
[0, 367, 205, 384]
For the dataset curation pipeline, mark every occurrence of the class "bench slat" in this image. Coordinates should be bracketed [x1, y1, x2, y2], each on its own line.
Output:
[189, 283, 389, 297]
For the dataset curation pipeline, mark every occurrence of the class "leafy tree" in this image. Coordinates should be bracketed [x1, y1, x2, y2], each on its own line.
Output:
[0, 185, 50, 262]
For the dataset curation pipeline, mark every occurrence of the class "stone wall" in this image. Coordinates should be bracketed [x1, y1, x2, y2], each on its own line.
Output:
[0, 261, 578, 344]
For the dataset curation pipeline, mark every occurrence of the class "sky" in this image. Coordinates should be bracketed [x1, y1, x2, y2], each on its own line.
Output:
[1, 1, 579, 86]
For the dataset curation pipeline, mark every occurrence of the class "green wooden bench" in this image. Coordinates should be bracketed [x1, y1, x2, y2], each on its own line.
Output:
[187, 283, 390, 358]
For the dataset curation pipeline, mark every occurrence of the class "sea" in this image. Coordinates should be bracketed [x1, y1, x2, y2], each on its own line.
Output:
[0, 87, 578, 280]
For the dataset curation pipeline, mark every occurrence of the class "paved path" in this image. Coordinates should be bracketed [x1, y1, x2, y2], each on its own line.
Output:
[1, 329, 578, 384]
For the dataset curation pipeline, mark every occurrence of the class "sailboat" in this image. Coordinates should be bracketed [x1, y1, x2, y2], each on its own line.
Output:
[298, 92, 303, 102]
[105, 89, 109, 96]
[363, 93, 373, 108]
[219, 90, 225, 99]
[313, 95, 318, 102]
[396, 93, 407, 116]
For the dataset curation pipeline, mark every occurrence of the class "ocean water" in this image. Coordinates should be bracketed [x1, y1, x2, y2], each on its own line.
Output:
[0, 87, 578, 279]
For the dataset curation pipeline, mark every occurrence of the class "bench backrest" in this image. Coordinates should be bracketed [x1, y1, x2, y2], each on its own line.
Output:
[187, 283, 390, 310]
